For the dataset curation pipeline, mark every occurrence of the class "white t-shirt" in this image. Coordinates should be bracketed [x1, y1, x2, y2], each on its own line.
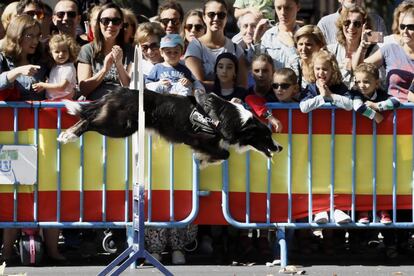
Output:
[46, 62, 76, 100]
[184, 37, 244, 82]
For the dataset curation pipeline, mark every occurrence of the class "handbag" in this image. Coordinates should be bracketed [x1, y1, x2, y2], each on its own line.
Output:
[0, 53, 20, 101]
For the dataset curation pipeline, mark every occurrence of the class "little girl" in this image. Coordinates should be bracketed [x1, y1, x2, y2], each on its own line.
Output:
[211, 52, 247, 102]
[299, 50, 353, 113]
[33, 34, 79, 100]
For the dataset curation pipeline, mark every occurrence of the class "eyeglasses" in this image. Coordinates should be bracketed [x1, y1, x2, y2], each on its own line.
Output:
[272, 83, 292, 90]
[24, 10, 44, 20]
[206, 12, 227, 20]
[160, 18, 180, 26]
[141, 42, 160, 52]
[55, 11, 77, 19]
[343, 20, 363, 28]
[99, 17, 123, 26]
[400, 23, 414, 31]
[185, 24, 204, 32]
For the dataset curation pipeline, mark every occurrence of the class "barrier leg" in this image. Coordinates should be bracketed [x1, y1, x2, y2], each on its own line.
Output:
[277, 227, 287, 268]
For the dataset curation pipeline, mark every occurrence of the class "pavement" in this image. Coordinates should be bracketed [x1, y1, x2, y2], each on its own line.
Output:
[2, 264, 414, 276]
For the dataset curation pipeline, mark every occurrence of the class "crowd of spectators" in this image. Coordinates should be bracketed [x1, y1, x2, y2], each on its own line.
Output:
[0, 0, 413, 266]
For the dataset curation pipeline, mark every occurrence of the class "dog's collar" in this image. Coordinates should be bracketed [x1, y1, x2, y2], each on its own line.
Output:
[189, 105, 220, 135]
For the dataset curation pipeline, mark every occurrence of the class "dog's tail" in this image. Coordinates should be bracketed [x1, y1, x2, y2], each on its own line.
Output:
[62, 100, 82, 116]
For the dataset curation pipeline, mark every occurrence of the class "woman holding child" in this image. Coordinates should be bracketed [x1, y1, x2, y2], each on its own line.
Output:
[77, 3, 133, 100]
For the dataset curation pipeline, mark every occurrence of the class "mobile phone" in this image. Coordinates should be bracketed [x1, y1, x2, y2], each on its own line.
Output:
[366, 31, 384, 43]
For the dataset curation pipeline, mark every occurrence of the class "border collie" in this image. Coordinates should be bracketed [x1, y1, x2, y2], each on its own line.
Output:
[57, 87, 282, 165]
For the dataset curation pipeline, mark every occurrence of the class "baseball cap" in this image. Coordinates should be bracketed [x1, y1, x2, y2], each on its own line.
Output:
[160, 34, 184, 49]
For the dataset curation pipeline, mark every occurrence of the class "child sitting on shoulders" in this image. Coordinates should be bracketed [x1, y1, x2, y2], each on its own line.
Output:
[299, 50, 353, 113]
[246, 68, 300, 132]
[351, 62, 400, 125]
[32, 34, 79, 100]
[211, 52, 248, 102]
[351, 62, 399, 224]
[145, 34, 204, 96]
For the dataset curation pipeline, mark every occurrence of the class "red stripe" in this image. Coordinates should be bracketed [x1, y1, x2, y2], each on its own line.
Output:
[1, 107, 412, 135]
[0, 191, 412, 224]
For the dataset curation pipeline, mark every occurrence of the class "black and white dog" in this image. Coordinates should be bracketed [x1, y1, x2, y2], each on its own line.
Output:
[57, 87, 282, 165]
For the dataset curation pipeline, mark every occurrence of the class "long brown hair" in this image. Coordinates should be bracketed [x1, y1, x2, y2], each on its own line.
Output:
[1, 14, 42, 63]
[92, 3, 125, 59]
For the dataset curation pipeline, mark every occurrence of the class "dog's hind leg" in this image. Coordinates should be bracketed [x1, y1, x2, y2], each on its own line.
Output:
[57, 119, 89, 143]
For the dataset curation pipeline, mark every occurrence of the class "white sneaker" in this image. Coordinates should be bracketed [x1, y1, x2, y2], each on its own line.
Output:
[314, 211, 329, 224]
[172, 250, 186, 265]
[334, 209, 351, 224]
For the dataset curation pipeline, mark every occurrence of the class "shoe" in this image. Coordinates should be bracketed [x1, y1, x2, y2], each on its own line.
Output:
[314, 211, 329, 224]
[380, 211, 392, 224]
[334, 209, 351, 224]
[145, 252, 162, 264]
[172, 250, 185, 265]
[200, 235, 213, 254]
[358, 212, 370, 224]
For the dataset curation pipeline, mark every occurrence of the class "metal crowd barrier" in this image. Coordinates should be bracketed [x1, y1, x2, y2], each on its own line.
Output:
[1, 101, 414, 269]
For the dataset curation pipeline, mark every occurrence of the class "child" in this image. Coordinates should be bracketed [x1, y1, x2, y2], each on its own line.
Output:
[145, 34, 204, 96]
[246, 68, 300, 132]
[211, 52, 247, 102]
[32, 34, 79, 100]
[351, 63, 400, 224]
[300, 50, 353, 224]
[299, 50, 353, 113]
[351, 62, 400, 125]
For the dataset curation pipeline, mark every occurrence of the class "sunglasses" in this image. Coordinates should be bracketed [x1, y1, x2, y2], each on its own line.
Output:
[160, 18, 180, 26]
[343, 20, 363, 28]
[272, 83, 292, 90]
[100, 17, 123, 26]
[400, 23, 414, 31]
[24, 10, 44, 20]
[123, 22, 130, 29]
[141, 42, 160, 52]
[185, 24, 204, 32]
[206, 12, 227, 20]
[55, 11, 77, 19]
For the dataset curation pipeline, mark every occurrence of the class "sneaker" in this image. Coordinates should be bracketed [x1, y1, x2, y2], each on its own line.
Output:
[380, 211, 392, 224]
[334, 209, 351, 224]
[314, 211, 329, 224]
[172, 250, 186, 265]
[358, 212, 370, 224]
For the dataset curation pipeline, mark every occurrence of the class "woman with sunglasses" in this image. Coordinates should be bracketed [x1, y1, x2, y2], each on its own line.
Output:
[77, 3, 134, 100]
[180, 9, 206, 52]
[185, 0, 248, 90]
[354, 5, 414, 103]
[134, 22, 165, 77]
[158, 0, 184, 35]
[327, 6, 375, 88]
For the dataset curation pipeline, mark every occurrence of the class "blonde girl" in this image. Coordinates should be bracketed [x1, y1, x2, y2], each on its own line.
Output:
[299, 50, 353, 113]
[33, 33, 79, 100]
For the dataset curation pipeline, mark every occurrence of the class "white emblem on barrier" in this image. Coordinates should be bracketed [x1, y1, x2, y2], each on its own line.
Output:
[0, 145, 37, 185]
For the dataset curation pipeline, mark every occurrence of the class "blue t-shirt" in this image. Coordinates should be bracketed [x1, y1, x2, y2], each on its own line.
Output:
[146, 63, 194, 84]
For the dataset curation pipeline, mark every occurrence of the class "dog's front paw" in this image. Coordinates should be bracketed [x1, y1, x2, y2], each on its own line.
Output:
[57, 131, 79, 143]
